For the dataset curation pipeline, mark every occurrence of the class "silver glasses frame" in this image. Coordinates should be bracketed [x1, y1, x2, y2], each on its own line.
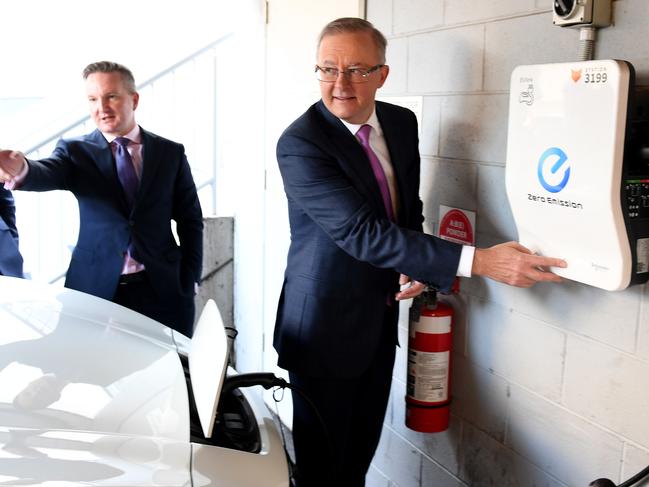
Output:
[315, 64, 385, 83]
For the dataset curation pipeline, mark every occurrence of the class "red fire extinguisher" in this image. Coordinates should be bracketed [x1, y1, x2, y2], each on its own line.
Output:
[406, 289, 453, 433]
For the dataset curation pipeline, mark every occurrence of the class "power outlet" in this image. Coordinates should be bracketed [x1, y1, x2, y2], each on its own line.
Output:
[552, 0, 611, 28]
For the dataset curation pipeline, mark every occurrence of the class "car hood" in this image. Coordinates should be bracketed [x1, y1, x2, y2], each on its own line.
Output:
[0, 276, 190, 442]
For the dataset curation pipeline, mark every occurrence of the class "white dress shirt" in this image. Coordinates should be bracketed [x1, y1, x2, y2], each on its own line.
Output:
[340, 107, 475, 277]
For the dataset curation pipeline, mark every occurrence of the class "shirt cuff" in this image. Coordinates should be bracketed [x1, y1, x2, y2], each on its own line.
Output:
[3, 155, 29, 190]
[457, 245, 475, 277]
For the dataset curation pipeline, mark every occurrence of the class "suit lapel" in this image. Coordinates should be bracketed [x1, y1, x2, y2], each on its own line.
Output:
[316, 101, 388, 219]
[89, 129, 147, 215]
[135, 127, 164, 210]
[137, 128, 161, 201]
[87, 130, 131, 214]
[88, 130, 117, 184]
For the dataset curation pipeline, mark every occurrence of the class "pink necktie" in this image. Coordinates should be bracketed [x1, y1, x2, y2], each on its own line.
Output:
[356, 124, 395, 221]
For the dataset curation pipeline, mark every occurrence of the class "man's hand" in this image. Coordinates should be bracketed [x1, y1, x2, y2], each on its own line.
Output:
[472, 242, 567, 288]
[0, 150, 27, 183]
[395, 274, 426, 301]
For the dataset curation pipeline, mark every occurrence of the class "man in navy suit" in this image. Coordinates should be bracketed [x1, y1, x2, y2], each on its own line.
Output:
[0, 188, 24, 278]
[0, 61, 203, 337]
[274, 18, 566, 486]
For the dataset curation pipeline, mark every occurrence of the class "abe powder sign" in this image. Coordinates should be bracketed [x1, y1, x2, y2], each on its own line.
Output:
[438, 205, 475, 246]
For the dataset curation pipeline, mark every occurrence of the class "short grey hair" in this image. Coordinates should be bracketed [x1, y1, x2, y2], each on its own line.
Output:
[82, 61, 137, 94]
[317, 17, 387, 64]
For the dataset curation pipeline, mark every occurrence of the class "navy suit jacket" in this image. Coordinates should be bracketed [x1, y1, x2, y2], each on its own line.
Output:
[274, 100, 462, 378]
[0, 188, 24, 278]
[22, 127, 203, 305]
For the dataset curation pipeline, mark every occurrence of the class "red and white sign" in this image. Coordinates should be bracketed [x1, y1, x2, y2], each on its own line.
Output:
[438, 205, 475, 246]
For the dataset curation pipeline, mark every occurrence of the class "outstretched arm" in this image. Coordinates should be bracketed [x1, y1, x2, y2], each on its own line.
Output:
[0, 150, 28, 188]
[472, 241, 566, 287]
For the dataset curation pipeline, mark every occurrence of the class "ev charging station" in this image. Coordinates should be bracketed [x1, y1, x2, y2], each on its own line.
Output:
[505, 59, 649, 290]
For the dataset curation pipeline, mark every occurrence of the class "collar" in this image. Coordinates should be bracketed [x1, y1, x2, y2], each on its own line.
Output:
[103, 124, 142, 144]
[339, 107, 382, 137]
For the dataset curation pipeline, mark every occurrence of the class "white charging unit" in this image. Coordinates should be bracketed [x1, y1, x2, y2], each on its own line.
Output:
[505, 59, 649, 290]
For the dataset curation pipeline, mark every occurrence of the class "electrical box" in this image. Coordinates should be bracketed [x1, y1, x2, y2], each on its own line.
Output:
[552, 0, 612, 28]
[505, 59, 649, 290]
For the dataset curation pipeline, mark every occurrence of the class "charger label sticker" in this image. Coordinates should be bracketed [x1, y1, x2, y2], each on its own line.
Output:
[637, 238, 649, 274]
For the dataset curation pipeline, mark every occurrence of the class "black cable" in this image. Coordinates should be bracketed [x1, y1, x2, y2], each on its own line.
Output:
[223, 326, 649, 487]
[279, 381, 337, 486]
[589, 465, 649, 487]
[219, 328, 333, 485]
[272, 390, 298, 486]
[221, 373, 336, 486]
[618, 465, 649, 487]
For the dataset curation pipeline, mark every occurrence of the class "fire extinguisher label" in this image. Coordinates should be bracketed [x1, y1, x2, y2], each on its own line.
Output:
[410, 315, 451, 337]
[407, 350, 450, 402]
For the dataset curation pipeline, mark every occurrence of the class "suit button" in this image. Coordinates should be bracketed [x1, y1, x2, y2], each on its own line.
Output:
[129, 220, 135, 227]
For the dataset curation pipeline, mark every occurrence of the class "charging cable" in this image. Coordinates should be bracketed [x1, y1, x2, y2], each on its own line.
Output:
[618, 465, 649, 487]
[589, 465, 649, 487]
[221, 372, 336, 486]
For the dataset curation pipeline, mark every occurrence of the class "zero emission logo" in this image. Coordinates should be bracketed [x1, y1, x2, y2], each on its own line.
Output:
[537, 147, 570, 193]
[528, 147, 583, 210]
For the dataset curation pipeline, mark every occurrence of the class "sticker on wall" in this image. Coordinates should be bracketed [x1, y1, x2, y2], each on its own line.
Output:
[438, 205, 475, 246]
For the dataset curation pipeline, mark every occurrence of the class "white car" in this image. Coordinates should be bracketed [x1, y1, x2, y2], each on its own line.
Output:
[0, 276, 290, 486]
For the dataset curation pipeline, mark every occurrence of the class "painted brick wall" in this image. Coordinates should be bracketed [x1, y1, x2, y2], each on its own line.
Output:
[366, 1, 649, 485]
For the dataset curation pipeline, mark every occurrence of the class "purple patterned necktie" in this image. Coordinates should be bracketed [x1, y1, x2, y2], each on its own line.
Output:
[114, 137, 139, 259]
[356, 124, 395, 221]
[114, 137, 138, 209]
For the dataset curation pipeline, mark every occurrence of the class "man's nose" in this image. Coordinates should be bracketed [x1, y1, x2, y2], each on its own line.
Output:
[333, 71, 352, 88]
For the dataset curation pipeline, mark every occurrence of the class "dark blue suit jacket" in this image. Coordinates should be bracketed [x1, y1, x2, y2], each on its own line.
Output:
[0, 188, 24, 278]
[22, 128, 203, 309]
[274, 100, 462, 378]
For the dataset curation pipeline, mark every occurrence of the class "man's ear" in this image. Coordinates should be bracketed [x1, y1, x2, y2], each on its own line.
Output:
[378, 65, 390, 88]
[132, 92, 140, 111]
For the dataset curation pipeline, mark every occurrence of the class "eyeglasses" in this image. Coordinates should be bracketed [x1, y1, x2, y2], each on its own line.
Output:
[315, 64, 385, 83]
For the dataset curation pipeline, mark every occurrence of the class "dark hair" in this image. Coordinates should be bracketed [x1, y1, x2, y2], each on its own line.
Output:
[82, 61, 137, 93]
[317, 17, 387, 63]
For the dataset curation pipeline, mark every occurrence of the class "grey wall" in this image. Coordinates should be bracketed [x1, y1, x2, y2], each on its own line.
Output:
[364, 1, 649, 486]
[196, 217, 234, 337]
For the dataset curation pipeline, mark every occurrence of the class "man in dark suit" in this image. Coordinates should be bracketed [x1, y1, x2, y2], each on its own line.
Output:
[274, 18, 566, 486]
[0, 188, 24, 278]
[0, 61, 203, 337]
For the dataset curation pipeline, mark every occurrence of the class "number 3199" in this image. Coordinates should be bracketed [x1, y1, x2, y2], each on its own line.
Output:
[584, 72, 607, 83]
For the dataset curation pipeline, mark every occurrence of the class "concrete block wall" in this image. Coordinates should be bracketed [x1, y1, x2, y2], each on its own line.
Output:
[196, 216, 234, 334]
[366, 1, 649, 485]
